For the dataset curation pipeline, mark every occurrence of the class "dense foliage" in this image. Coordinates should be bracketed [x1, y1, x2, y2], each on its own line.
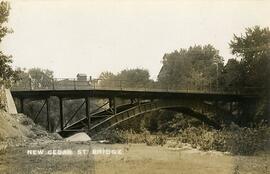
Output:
[229, 26, 270, 92]
[220, 26, 270, 94]
[97, 68, 154, 89]
[222, 26, 270, 122]
[158, 45, 223, 91]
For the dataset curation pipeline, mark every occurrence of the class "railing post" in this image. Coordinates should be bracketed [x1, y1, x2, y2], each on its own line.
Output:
[113, 97, 116, 114]
[85, 97, 90, 130]
[52, 79, 55, 90]
[29, 78, 32, 91]
[209, 80, 212, 93]
[46, 98, 50, 131]
[59, 97, 64, 131]
[144, 83, 146, 91]
[73, 79, 76, 90]
[120, 80, 122, 90]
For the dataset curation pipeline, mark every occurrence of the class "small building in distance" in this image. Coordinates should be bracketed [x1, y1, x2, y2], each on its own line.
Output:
[77, 73, 87, 81]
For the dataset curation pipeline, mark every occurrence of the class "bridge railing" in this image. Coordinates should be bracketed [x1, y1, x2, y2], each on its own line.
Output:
[10, 77, 241, 94]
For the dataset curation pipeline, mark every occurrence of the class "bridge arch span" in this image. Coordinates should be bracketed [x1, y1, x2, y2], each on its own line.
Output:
[88, 100, 222, 136]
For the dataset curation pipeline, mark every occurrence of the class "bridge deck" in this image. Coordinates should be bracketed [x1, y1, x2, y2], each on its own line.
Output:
[11, 88, 257, 101]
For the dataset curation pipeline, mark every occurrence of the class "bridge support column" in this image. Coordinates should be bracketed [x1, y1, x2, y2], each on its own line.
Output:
[85, 97, 90, 130]
[109, 98, 112, 108]
[59, 97, 64, 131]
[20, 98, 24, 113]
[113, 97, 116, 114]
[109, 97, 116, 114]
[46, 98, 50, 132]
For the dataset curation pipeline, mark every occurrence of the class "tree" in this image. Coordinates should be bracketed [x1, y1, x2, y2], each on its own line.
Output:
[15, 68, 54, 89]
[117, 68, 151, 88]
[97, 71, 117, 88]
[0, 1, 18, 87]
[98, 68, 152, 89]
[229, 26, 270, 122]
[28, 68, 53, 88]
[229, 26, 270, 92]
[220, 59, 244, 92]
[158, 45, 223, 91]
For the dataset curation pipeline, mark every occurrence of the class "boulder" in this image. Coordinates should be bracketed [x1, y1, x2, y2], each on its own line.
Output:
[65, 132, 91, 142]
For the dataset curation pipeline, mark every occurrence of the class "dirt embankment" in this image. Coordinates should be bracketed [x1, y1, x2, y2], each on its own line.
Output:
[0, 111, 31, 140]
[0, 110, 62, 147]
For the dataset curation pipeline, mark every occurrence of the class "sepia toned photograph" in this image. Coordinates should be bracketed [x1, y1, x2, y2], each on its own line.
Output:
[0, 0, 269, 173]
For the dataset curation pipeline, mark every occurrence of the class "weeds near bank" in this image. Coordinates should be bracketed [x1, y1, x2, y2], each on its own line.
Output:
[99, 129, 167, 146]
[177, 123, 270, 155]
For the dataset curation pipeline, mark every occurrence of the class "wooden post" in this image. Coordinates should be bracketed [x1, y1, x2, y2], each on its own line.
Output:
[85, 97, 90, 130]
[46, 98, 50, 131]
[59, 97, 64, 131]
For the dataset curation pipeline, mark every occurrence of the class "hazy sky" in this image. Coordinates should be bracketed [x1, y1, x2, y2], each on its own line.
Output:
[2, 0, 270, 80]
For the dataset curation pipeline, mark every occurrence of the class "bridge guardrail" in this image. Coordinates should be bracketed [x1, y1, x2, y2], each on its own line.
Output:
[10, 77, 245, 95]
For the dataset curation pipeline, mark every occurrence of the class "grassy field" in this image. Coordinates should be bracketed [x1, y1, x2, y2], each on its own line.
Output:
[0, 140, 269, 174]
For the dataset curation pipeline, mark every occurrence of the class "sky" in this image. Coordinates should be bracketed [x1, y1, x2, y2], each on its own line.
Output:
[2, 0, 270, 80]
